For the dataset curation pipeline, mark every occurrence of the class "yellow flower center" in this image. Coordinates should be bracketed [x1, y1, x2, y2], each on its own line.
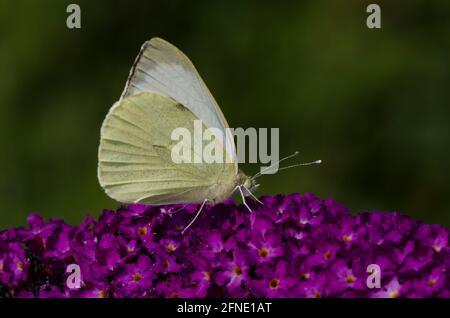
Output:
[323, 251, 331, 260]
[17, 261, 24, 271]
[133, 273, 142, 282]
[171, 292, 180, 298]
[166, 244, 176, 252]
[98, 290, 106, 298]
[345, 275, 356, 283]
[390, 291, 399, 298]
[137, 226, 147, 236]
[269, 278, 280, 289]
[427, 279, 436, 287]
[432, 245, 441, 252]
[258, 248, 270, 258]
[300, 272, 310, 280]
[313, 291, 321, 298]
[342, 235, 353, 242]
[204, 271, 211, 281]
[163, 260, 170, 268]
[233, 266, 242, 276]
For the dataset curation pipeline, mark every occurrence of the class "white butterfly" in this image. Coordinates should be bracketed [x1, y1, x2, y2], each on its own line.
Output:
[98, 38, 319, 232]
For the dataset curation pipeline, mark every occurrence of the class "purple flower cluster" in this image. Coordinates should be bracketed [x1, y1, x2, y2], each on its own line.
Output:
[0, 193, 449, 298]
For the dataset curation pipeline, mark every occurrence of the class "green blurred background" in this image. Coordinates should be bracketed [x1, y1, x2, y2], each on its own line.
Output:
[0, 0, 449, 228]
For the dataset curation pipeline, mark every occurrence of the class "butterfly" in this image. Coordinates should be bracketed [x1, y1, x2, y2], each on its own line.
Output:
[97, 38, 320, 232]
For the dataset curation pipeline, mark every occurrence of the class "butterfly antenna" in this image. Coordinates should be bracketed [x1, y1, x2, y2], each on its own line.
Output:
[252, 151, 300, 179]
[182, 199, 209, 234]
[254, 159, 322, 180]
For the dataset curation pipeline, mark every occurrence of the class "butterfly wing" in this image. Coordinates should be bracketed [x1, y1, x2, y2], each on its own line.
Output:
[121, 37, 238, 174]
[98, 92, 234, 204]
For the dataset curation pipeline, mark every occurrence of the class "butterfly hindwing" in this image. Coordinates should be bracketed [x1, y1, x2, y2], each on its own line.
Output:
[98, 92, 234, 204]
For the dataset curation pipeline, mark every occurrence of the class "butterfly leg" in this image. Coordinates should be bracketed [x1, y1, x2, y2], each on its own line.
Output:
[242, 186, 263, 205]
[182, 199, 209, 234]
[238, 186, 253, 213]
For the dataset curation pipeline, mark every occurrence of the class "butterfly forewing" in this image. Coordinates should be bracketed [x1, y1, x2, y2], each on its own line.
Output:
[121, 38, 237, 173]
